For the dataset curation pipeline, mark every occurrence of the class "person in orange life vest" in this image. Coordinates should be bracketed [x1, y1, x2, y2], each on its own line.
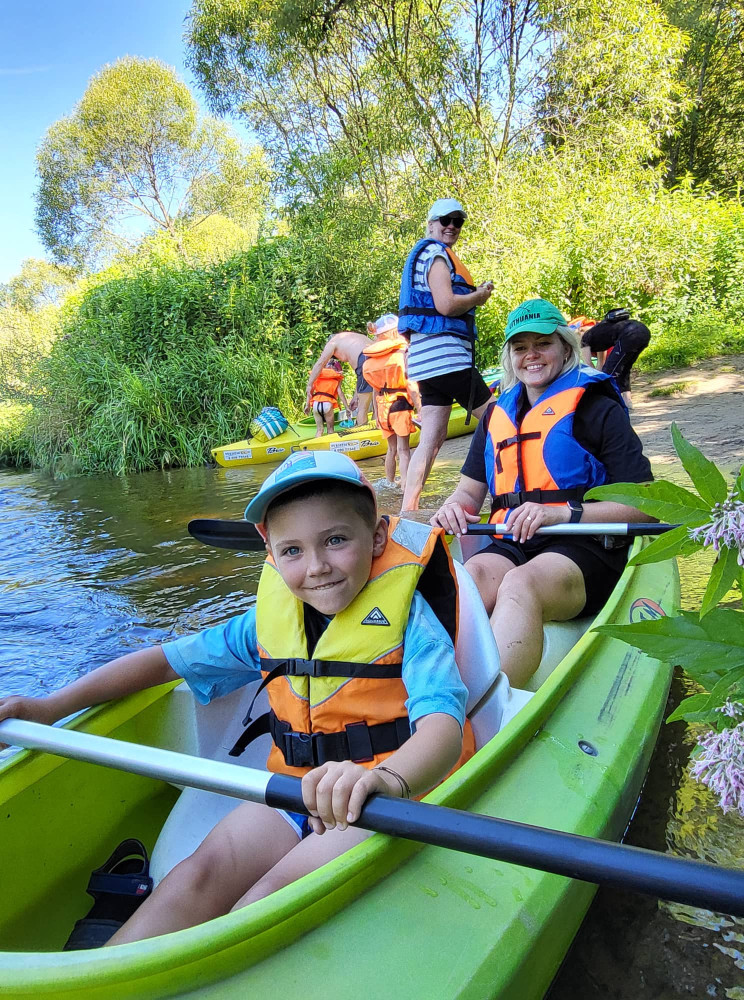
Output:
[0, 451, 469, 944]
[431, 298, 652, 688]
[362, 313, 420, 492]
[305, 330, 375, 427]
[305, 357, 349, 437]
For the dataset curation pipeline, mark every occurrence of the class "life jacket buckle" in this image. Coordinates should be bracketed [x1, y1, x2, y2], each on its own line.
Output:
[284, 731, 316, 768]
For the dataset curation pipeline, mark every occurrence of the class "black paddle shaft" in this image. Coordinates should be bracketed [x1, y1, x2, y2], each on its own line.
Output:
[266, 774, 744, 917]
[187, 518, 680, 551]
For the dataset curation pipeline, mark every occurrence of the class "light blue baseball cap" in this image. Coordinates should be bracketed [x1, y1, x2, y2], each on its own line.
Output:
[244, 451, 376, 524]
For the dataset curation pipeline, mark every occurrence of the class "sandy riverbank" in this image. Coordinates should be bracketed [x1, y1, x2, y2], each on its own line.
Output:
[432, 354, 744, 480]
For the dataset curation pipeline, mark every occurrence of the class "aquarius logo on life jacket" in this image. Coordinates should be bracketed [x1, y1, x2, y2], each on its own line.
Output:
[629, 598, 666, 623]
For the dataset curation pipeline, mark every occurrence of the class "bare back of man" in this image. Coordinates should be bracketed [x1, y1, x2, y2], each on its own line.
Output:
[306, 331, 374, 427]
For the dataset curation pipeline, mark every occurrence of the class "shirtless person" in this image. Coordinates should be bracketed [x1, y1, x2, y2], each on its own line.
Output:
[306, 331, 374, 428]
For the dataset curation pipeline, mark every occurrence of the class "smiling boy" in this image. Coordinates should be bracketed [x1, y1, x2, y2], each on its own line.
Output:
[0, 452, 470, 945]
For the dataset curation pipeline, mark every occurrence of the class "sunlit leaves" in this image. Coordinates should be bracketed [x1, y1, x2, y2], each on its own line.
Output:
[34, 57, 271, 269]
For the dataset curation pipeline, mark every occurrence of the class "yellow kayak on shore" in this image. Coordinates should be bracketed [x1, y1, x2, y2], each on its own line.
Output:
[212, 368, 502, 468]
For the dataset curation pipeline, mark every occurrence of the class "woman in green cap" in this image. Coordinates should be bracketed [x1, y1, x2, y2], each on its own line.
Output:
[431, 298, 652, 687]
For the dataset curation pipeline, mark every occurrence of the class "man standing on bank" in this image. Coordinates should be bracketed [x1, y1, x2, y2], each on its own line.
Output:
[398, 198, 495, 511]
[580, 308, 651, 409]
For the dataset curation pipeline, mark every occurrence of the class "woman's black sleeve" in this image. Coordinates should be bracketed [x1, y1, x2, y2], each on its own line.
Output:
[574, 395, 652, 483]
[460, 404, 493, 484]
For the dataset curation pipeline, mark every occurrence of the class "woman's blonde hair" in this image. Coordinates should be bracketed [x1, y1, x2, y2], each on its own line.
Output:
[499, 325, 582, 392]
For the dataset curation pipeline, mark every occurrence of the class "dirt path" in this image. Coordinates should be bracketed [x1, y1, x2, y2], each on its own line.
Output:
[435, 354, 744, 477]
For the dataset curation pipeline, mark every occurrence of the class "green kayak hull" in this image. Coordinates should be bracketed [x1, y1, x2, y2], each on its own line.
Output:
[0, 543, 678, 999]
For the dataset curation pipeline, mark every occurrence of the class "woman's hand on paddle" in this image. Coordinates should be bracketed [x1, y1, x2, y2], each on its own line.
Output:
[508, 502, 570, 543]
[0, 695, 57, 748]
[430, 501, 481, 537]
[302, 761, 399, 834]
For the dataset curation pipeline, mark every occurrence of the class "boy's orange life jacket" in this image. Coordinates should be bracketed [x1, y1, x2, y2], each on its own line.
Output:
[229, 517, 474, 777]
[361, 335, 410, 395]
[310, 368, 343, 407]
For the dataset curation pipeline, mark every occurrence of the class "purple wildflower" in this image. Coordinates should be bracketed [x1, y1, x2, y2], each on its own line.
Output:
[688, 490, 744, 567]
[690, 705, 744, 817]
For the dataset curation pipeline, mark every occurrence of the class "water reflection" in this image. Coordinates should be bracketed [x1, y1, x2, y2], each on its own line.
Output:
[1, 456, 742, 993]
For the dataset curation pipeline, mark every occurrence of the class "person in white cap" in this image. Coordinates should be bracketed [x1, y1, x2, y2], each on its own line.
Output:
[398, 198, 495, 510]
[0, 451, 471, 945]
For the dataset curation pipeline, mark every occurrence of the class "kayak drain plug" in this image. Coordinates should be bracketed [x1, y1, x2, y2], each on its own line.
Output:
[578, 740, 599, 757]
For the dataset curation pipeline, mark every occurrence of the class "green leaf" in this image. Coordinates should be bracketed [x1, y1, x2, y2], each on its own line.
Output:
[671, 422, 728, 506]
[666, 692, 714, 724]
[627, 524, 698, 566]
[700, 545, 741, 618]
[707, 664, 744, 705]
[594, 608, 744, 688]
[585, 480, 710, 524]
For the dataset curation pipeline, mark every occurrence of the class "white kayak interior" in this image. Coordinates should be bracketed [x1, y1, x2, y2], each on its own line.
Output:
[149, 538, 592, 884]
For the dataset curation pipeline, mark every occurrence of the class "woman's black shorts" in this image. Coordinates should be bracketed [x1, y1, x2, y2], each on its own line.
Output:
[418, 367, 493, 409]
[467, 534, 630, 617]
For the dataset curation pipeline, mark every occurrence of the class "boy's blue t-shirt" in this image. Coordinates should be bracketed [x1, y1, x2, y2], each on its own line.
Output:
[162, 591, 466, 732]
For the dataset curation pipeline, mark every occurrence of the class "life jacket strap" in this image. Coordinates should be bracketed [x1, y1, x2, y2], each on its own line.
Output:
[491, 487, 586, 511]
[312, 392, 336, 402]
[228, 713, 411, 764]
[273, 714, 411, 767]
[493, 430, 541, 473]
[240, 658, 405, 728]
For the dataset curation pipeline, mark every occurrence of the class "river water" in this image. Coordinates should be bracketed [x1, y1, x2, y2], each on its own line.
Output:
[1, 458, 742, 996]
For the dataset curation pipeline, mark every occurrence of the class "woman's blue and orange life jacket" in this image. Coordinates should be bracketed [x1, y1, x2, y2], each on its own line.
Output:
[484, 368, 622, 522]
[229, 517, 475, 777]
[310, 367, 343, 408]
[398, 238, 477, 340]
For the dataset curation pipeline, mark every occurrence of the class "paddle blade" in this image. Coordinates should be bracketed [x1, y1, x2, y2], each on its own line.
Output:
[188, 518, 266, 551]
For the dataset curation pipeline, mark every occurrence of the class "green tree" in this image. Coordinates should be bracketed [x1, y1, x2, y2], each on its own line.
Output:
[1, 258, 76, 312]
[35, 57, 272, 267]
[537, 0, 688, 163]
[661, 0, 744, 194]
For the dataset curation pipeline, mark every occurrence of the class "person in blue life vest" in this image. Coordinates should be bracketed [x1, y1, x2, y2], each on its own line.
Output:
[398, 198, 495, 511]
[0, 451, 472, 945]
[430, 298, 653, 688]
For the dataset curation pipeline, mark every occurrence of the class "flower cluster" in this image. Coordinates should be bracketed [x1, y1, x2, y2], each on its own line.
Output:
[688, 491, 744, 567]
[690, 702, 744, 817]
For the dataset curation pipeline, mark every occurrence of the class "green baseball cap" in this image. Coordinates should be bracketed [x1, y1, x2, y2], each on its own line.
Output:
[504, 298, 566, 343]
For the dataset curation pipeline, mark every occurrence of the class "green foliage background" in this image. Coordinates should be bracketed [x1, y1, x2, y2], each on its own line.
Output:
[2, 0, 744, 476]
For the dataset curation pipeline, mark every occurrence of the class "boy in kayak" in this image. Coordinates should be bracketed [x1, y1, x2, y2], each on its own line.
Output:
[0, 451, 468, 945]
[304, 357, 349, 436]
[362, 313, 420, 492]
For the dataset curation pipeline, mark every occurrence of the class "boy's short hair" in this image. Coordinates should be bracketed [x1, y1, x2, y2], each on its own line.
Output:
[264, 480, 377, 533]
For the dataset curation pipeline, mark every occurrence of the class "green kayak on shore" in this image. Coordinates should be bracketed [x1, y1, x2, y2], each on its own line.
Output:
[0, 540, 678, 999]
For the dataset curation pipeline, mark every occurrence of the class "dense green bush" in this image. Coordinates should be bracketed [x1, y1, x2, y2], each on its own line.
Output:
[4, 153, 744, 476]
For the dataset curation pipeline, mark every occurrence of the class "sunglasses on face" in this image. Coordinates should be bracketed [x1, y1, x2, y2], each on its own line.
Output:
[437, 215, 464, 228]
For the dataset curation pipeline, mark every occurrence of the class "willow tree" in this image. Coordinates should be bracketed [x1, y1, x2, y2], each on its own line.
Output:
[661, 0, 744, 194]
[35, 57, 271, 268]
[186, 0, 550, 211]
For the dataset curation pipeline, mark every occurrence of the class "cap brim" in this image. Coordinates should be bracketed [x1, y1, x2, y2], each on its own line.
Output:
[505, 320, 562, 341]
[244, 470, 374, 525]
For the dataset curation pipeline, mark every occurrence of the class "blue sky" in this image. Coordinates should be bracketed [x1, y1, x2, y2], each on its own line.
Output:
[0, 0, 246, 284]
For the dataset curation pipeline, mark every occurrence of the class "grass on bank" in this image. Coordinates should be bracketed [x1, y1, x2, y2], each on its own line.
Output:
[2, 308, 743, 478]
